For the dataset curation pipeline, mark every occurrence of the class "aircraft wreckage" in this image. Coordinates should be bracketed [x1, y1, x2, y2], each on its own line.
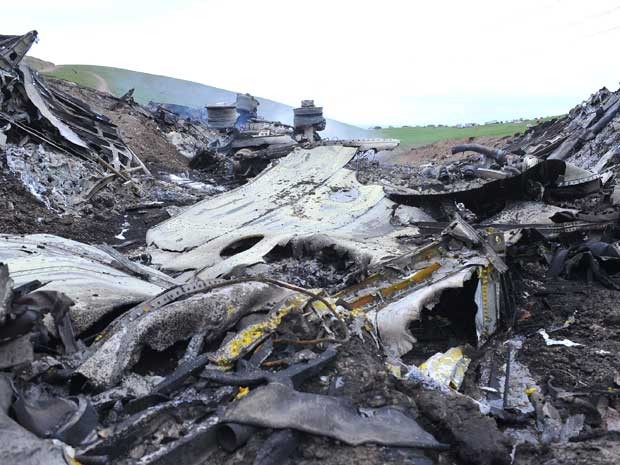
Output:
[2, 30, 620, 465]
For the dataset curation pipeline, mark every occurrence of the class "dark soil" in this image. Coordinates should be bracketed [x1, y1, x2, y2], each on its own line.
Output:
[518, 281, 620, 391]
[508, 260, 620, 464]
[0, 153, 123, 243]
[380, 135, 509, 166]
[0, 150, 192, 249]
[207, 336, 451, 465]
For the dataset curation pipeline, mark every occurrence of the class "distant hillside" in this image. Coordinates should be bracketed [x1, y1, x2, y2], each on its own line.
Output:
[23, 56, 55, 72]
[34, 61, 368, 139]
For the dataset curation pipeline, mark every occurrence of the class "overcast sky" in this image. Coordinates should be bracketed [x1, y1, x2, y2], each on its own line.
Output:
[6, 0, 620, 127]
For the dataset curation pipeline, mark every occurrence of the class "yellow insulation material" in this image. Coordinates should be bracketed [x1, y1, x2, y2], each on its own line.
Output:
[419, 346, 471, 390]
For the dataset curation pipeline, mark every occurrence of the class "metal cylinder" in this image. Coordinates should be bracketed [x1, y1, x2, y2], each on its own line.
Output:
[293, 100, 325, 129]
[451, 144, 508, 166]
[207, 104, 238, 130]
[236, 93, 259, 115]
[216, 423, 257, 452]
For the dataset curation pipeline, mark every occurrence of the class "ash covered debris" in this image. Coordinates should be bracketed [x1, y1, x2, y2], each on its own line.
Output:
[156, 92, 400, 177]
[0, 31, 150, 179]
[2, 30, 620, 465]
[0, 31, 225, 231]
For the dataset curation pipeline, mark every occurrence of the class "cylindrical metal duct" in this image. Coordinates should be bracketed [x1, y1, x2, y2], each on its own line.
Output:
[293, 100, 325, 129]
[216, 423, 257, 452]
[236, 93, 259, 115]
[207, 104, 238, 130]
[451, 144, 508, 166]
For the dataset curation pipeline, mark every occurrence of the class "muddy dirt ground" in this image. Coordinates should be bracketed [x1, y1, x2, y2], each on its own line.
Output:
[379, 135, 509, 166]
[0, 153, 191, 252]
[48, 78, 191, 174]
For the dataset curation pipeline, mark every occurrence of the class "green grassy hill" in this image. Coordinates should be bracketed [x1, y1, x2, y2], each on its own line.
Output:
[22, 56, 55, 72]
[44, 65, 104, 90]
[379, 119, 557, 147]
[40, 63, 368, 139]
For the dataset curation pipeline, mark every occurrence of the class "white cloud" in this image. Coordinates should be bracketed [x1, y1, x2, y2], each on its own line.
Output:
[7, 0, 620, 126]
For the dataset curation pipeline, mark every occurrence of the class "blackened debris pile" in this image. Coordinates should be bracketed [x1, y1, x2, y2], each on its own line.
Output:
[0, 31, 150, 178]
[153, 92, 399, 177]
[506, 87, 620, 173]
[2, 29, 620, 465]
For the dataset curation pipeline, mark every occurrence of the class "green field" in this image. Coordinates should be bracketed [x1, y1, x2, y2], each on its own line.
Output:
[379, 119, 554, 147]
[44, 65, 102, 90]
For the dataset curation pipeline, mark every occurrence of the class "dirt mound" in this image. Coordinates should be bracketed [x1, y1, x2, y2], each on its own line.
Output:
[381, 135, 511, 166]
[47, 78, 190, 174]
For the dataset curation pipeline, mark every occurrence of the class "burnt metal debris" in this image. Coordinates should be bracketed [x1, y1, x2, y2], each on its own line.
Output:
[2, 30, 620, 465]
[152, 92, 399, 176]
[0, 31, 150, 178]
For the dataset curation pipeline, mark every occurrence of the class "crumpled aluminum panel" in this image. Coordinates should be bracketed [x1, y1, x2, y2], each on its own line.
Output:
[0, 234, 166, 334]
[18, 64, 149, 174]
[0, 30, 37, 73]
[146, 145, 414, 279]
[19, 64, 88, 149]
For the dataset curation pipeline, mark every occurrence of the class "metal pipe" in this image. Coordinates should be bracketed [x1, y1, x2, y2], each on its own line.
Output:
[207, 105, 238, 130]
[451, 144, 508, 165]
[503, 345, 512, 409]
[216, 423, 257, 452]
